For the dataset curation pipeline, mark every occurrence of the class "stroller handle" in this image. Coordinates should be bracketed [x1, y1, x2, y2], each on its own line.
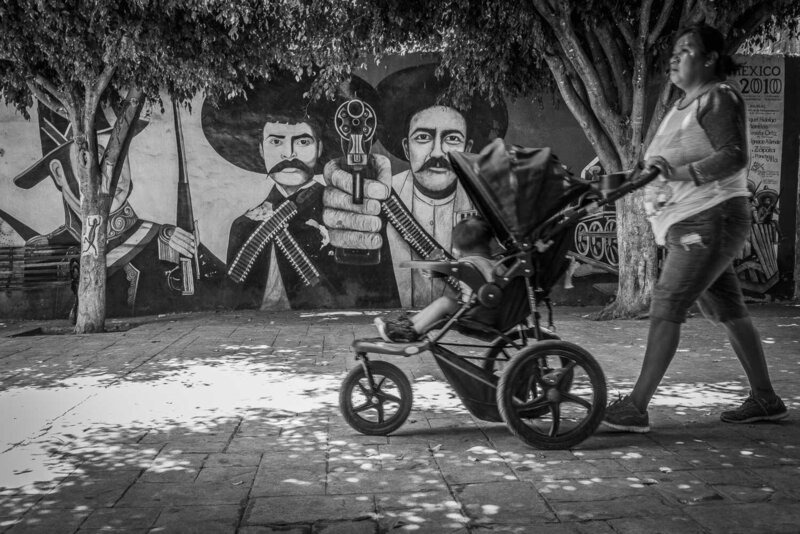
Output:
[534, 164, 660, 246]
[598, 163, 661, 204]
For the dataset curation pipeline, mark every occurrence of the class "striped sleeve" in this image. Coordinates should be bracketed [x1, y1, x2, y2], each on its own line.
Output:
[688, 83, 749, 185]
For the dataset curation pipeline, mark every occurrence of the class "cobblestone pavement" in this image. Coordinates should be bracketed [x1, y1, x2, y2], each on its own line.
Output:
[1, 303, 798, 533]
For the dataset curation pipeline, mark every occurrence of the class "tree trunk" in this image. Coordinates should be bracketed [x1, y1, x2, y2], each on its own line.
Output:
[596, 193, 659, 319]
[74, 124, 109, 333]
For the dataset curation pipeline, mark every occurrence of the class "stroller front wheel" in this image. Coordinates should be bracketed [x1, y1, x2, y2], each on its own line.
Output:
[339, 360, 413, 436]
[497, 340, 606, 450]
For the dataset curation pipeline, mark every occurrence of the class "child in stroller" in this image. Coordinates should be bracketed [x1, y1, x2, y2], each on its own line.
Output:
[374, 216, 497, 343]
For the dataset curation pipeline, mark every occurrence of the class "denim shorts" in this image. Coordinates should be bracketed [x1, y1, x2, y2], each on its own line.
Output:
[650, 196, 750, 324]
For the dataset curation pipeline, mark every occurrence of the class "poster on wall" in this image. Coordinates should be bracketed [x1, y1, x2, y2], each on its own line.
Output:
[732, 54, 785, 294]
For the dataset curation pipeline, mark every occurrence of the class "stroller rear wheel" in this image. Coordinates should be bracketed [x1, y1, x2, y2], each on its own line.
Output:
[497, 340, 606, 450]
[339, 360, 413, 435]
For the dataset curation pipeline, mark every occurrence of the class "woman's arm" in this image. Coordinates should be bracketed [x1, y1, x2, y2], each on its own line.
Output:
[673, 83, 748, 184]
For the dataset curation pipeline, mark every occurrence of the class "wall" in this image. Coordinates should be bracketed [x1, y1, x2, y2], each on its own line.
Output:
[0, 54, 797, 319]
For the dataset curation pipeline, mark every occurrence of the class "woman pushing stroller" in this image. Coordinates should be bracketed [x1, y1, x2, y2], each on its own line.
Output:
[603, 23, 787, 433]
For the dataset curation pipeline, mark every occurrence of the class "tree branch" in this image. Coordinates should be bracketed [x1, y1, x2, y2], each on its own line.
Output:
[644, 81, 676, 148]
[596, 20, 632, 117]
[616, 19, 635, 49]
[584, 21, 617, 112]
[543, 52, 621, 171]
[648, 0, 675, 47]
[628, 1, 656, 163]
[532, 0, 624, 144]
[92, 63, 117, 103]
[102, 86, 144, 196]
[25, 79, 66, 116]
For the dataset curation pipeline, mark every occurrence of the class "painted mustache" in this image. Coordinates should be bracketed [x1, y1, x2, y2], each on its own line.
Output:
[417, 156, 453, 173]
[269, 158, 314, 175]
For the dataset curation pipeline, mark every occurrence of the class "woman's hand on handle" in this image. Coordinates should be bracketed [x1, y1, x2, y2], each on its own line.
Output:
[644, 156, 672, 182]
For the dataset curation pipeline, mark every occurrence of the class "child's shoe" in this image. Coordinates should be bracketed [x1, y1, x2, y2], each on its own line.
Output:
[374, 315, 420, 343]
[374, 318, 392, 342]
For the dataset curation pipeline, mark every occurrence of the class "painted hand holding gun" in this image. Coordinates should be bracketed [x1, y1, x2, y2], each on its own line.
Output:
[322, 99, 392, 265]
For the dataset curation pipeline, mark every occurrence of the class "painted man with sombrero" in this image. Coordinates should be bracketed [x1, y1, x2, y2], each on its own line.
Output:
[323, 64, 507, 308]
[202, 74, 400, 310]
[12, 103, 225, 316]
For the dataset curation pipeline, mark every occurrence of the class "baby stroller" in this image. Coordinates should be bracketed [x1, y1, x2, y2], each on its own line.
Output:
[339, 139, 659, 449]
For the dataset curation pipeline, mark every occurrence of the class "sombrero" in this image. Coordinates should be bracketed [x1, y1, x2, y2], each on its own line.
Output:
[13, 103, 149, 189]
[201, 72, 378, 174]
[376, 63, 508, 161]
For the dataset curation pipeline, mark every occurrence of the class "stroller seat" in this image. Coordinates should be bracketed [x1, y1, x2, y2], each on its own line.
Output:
[399, 259, 530, 338]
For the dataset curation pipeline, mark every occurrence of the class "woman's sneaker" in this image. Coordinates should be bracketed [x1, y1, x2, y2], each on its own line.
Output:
[720, 392, 788, 424]
[602, 395, 650, 433]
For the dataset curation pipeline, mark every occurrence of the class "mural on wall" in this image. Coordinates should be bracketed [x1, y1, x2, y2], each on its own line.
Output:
[201, 73, 400, 310]
[0, 63, 509, 317]
[3, 104, 226, 316]
[2, 55, 792, 318]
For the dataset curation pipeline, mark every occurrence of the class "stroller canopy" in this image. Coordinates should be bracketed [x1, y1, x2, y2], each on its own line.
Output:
[449, 139, 575, 248]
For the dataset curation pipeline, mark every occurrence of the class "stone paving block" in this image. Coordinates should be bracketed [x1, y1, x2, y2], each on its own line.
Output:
[80, 506, 160, 531]
[36, 470, 140, 509]
[373, 489, 455, 511]
[194, 465, 256, 485]
[238, 527, 308, 534]
[549, 494, 677, 522]
[155, 437, 231, 455]
[455, 480, 555, 524]
[569, 443, 652, 461]
[375, 495, 469, 534]
[2, 507, 90, 534]
[376, 445, 437, 471]
[472, 526, 600, 534]
[713, 483, 777, 503]
[151, 504, 242, 532]
[434, 452, 516, 485]
[251, 468, 326, 497]
[0, 491, 42, 526]
[315, 519, 377, 534]
[603, 449, 694, 473]
[685, 466, 763, 485]
[327, 468, 446, 495]
[140, 453, 205, 483]
[226, 436, 283, 454]
[686, 502, 800, 534]
[510, 458, 629, 481]
[646, 470, 726, 505]
[245, 495, 374, 524]
[204, 452, 263, 468]
[115, 480, 250, 507]
[538, 476, 660, 502]
[747, 465, 800, 498]
[261, 451, 327, 471]
[607, 514, 707, 533]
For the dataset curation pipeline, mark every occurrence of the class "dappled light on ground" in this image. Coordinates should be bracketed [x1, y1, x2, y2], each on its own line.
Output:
[2, 314, 799, 531]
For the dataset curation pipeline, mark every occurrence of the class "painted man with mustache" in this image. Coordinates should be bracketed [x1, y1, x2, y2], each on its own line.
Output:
[225, 113, 332, 309]
[387, 104, 477, 306]
[325, 103, 492, 307]
[322, 64, 507, 308]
